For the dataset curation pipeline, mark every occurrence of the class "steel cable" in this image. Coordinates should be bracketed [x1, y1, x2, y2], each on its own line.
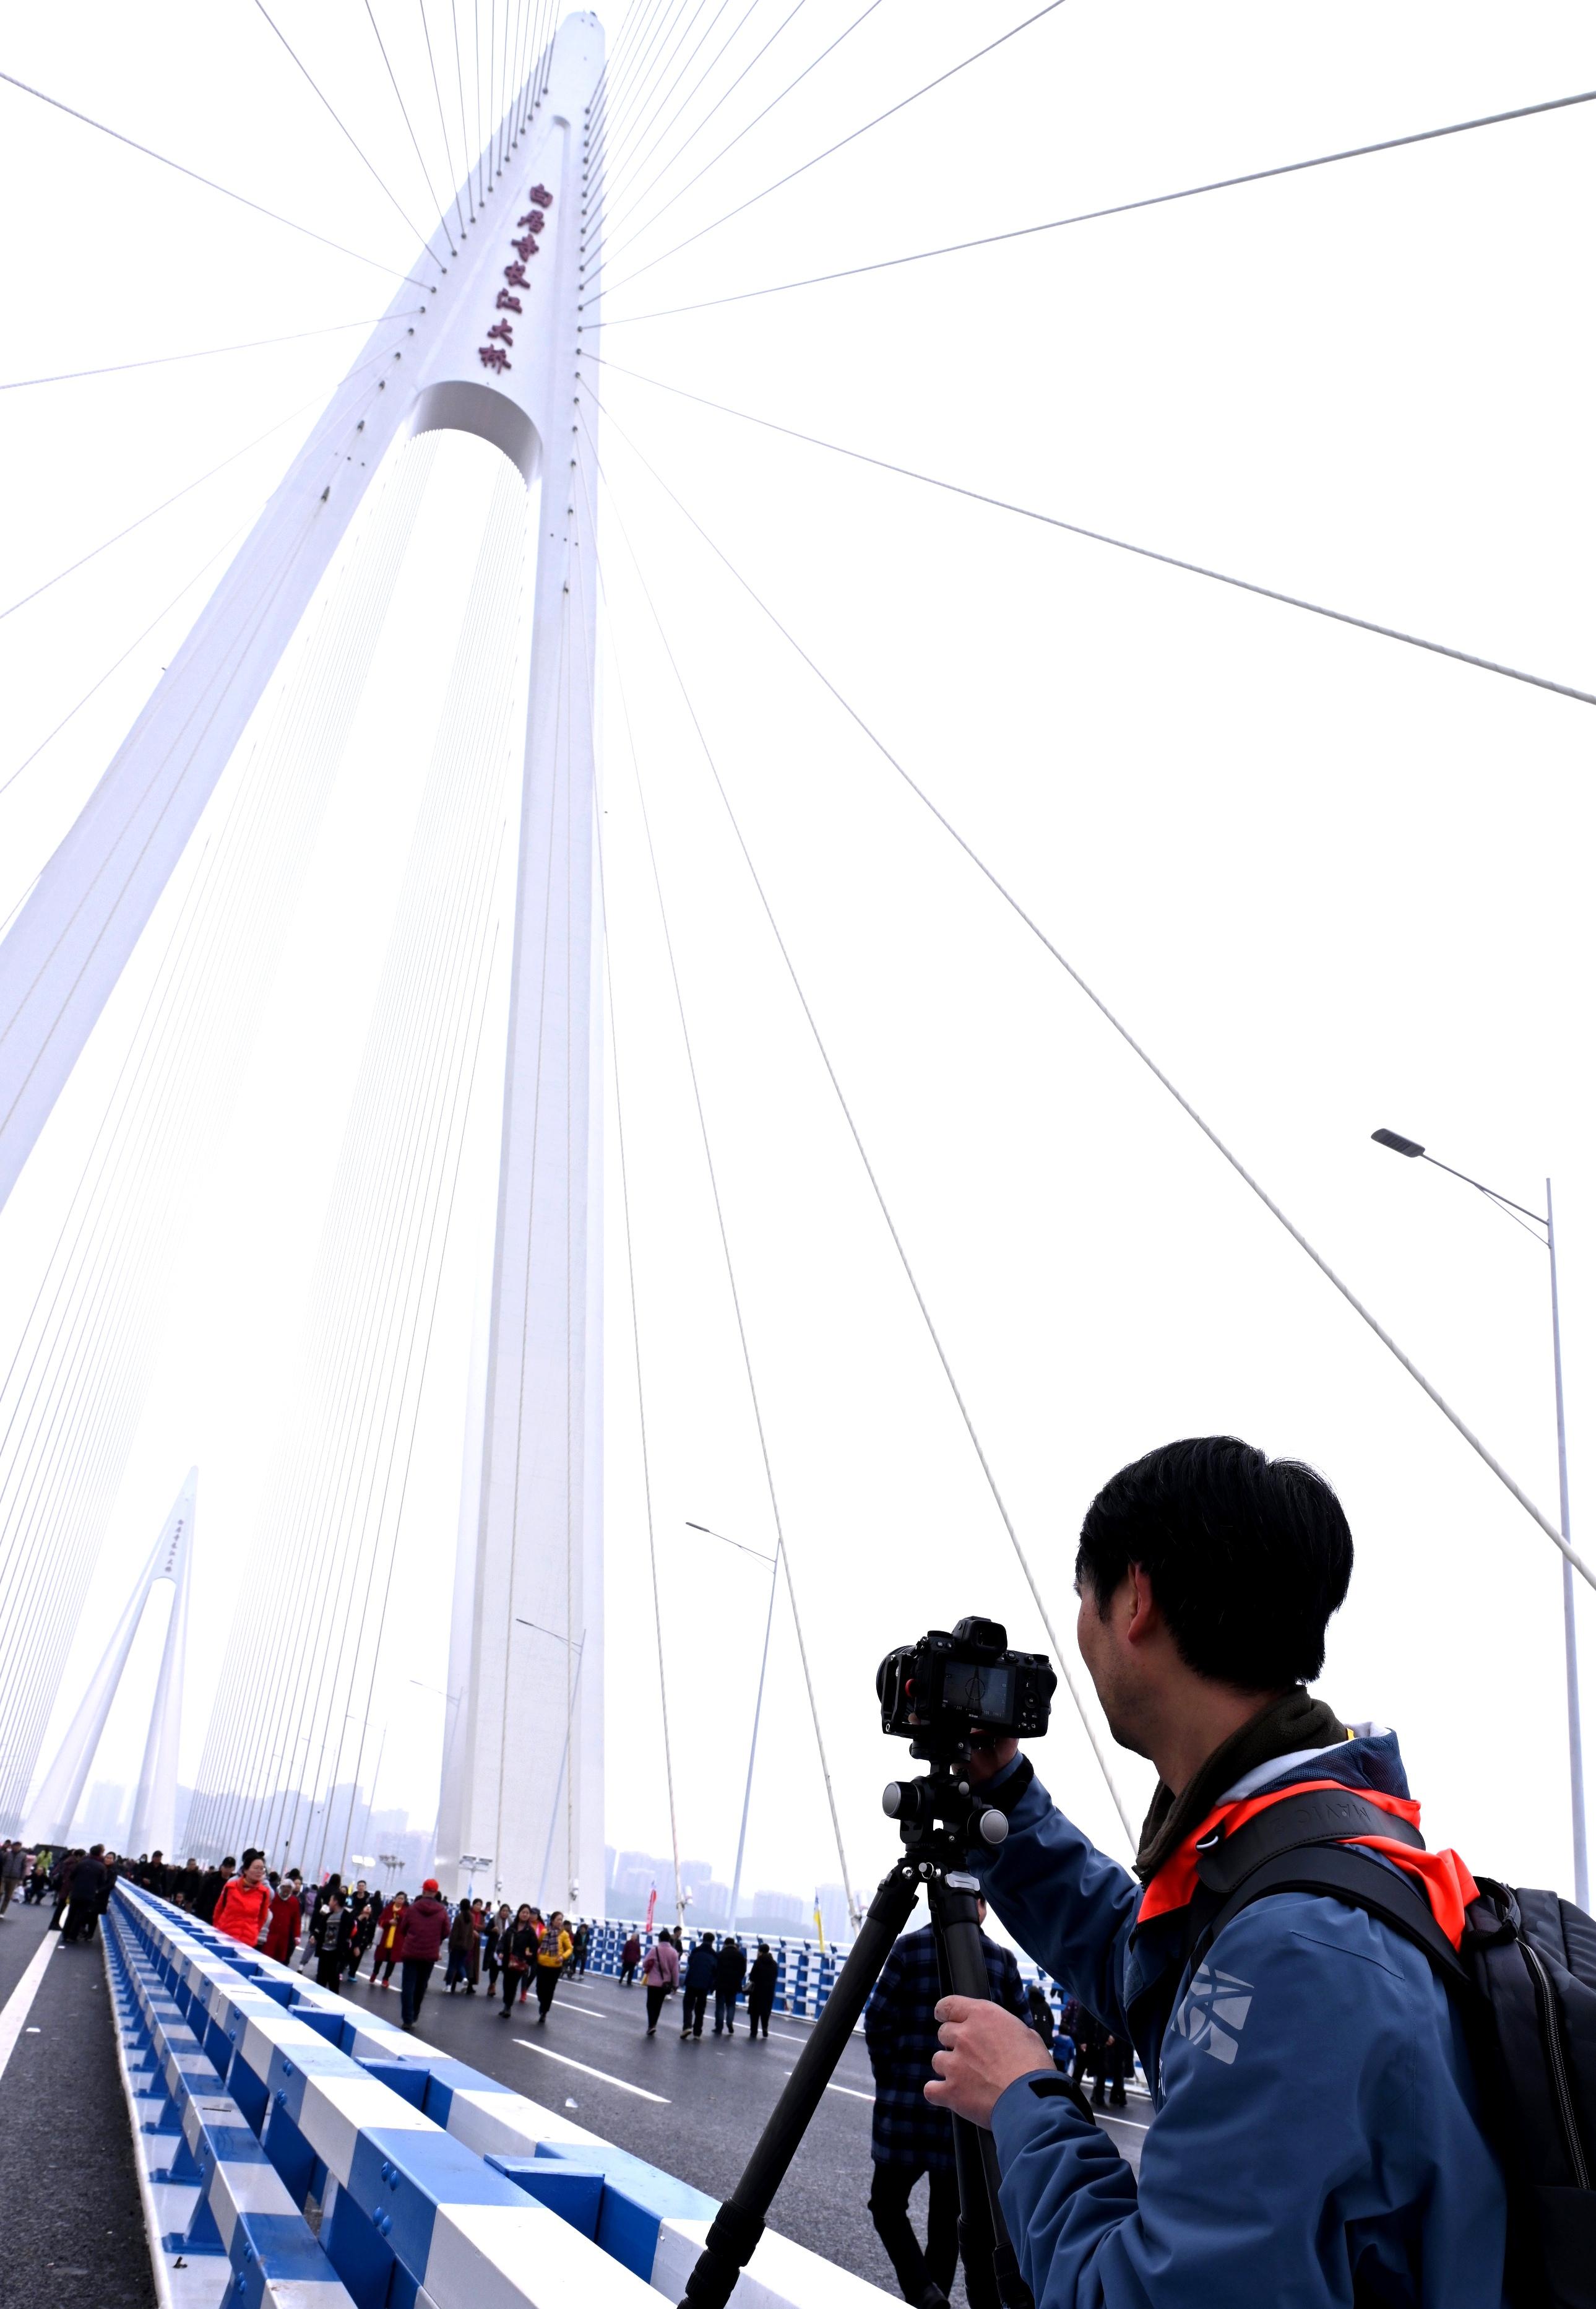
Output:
[580, 383, 1596, 1598]
[600, 82, 1596, 324]
[597, 0, 1067, 293]
[0, 71, 431, 287]
[584, 353, 1596, 714]
[251, 0, 446, 266]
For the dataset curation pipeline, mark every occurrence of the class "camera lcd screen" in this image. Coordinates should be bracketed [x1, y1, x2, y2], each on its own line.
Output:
[941, 1660, 1015, 1720]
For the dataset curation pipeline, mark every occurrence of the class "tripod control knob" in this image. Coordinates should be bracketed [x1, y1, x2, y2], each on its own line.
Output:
[975, 1806, 1009, 1847]
[882, 1781, 909, 1819]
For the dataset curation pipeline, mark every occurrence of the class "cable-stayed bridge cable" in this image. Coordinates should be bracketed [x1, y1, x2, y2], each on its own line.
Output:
[583, 355, 1596, 714]
[0, 312, 426, 393]
[564, 464, 859, 1917]
[0, 345, 405, 625]
[597, 81, 1596, 321]
[418, 0, 472, 236]
[0, 69, 432, 286]
[360, 0, 457, 248]
[580, 380, 1596, 1599]
[599, 0, 772, 215]
[595, 806, 686, 1933]
[250, 0, 446, 266]
[594, 0, 1071, 293]
[0, 441, 437, 1834]
[601, 0, 881, 258]
[577, 415, 1136, 1852]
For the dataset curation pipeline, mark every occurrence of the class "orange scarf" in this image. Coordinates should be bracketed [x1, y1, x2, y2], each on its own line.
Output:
[1137, 1778, 1478, 1947]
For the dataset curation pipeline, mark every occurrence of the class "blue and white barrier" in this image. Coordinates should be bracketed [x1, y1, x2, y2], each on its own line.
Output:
[106, 1886, 895, 2309]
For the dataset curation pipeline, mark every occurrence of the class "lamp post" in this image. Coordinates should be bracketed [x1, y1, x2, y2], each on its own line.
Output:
[1373, 1128, 1586, 1905]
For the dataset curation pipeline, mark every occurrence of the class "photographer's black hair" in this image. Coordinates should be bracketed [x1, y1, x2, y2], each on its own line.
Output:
[1075, 1436, 1353, 1689]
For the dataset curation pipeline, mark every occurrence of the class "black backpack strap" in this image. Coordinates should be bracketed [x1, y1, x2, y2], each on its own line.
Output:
[1194, 1787, 1425, 1899]
[1188, 1840, 1469, 1989]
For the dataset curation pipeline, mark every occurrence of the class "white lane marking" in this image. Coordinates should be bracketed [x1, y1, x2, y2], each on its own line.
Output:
[765, 2029, 813, 2046]
[0, 1927, 58, 2084]
[513, 2038, 670, 2102]
[775, 2071, 873, 2104]
[1098, 2112, 1151, 2131]
[557, 2003, 617, 2022]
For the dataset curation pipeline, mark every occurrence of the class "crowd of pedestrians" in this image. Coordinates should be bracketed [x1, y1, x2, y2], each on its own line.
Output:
[103, 1850, 814, 2055]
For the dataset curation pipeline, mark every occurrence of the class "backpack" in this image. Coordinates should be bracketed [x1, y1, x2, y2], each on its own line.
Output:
[1175, 1786, 1596, 2307]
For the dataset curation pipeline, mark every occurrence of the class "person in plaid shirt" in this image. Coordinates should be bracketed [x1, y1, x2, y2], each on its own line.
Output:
[864, 1902, 1026, 2309]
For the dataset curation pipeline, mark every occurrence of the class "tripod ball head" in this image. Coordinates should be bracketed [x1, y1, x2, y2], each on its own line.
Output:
[882, 1777, 1009, 1847]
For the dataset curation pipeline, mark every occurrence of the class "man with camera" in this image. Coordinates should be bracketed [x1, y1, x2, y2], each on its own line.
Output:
[925, 1436, 1508, 2306]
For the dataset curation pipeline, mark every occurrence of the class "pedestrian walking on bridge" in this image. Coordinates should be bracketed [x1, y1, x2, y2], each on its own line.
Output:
[397, 1879, 450, 2031]
[266, 1871, 302, 1963]
[714, 1935, 746, 2035]
[619, 1929, 641, 1987]
[0, 1840, 31, 1915]
[533, 1910, 572, 2021]
[212, 1852, 272, 1949]
[61, 1846, 109, 1944]
[641, 1930, 678, 2035]
[370, 1891, 407, 1986]
[681, 1931, 717, 2040]
[746, 1943, 778, 2039]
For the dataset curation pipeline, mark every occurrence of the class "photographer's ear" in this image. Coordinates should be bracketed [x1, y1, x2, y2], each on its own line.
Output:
[1123, 1564, 1162, 1648]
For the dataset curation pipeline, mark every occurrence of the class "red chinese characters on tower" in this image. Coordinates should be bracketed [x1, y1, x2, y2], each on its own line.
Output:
[486, 320, 513, 345]
[496, 288, 522, 313]
[478, 345, 511, 372]
[512, 234, 543, 262]
[516, 210, 546, 233]
[528, 184, 553, 208]
[503, 262, 529, 288]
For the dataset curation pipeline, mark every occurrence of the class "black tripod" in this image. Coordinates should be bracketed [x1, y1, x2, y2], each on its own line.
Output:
[678, 1739, 1034, 2309]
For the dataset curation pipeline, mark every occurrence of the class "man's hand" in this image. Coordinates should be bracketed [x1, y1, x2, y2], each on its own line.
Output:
[926, 1995, 1053, 2126]
[965, 1735, 1019, 1785]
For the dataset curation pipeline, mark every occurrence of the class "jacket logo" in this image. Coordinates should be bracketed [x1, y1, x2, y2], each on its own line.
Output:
[1173, 1960, 1254, 2065]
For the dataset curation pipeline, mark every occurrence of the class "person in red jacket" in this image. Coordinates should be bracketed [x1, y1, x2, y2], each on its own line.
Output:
[211, 1850, 272, 1949]
[397, 1878, 451, 2032]
[265, 1870, 303, 1964]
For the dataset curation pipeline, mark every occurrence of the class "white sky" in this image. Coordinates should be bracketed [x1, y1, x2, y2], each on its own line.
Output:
[1, 2, 1593, 1912]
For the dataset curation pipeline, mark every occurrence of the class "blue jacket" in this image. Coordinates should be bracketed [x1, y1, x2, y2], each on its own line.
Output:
[865, 1923, 1026, 2170]
[974, 1730, 1508, 2306]
[684, 1939, 718, 1991]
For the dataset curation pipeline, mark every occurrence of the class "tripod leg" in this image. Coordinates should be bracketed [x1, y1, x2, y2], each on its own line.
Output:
[677, 1861, 921, 2309]
[930, 1871, 1034, 2309]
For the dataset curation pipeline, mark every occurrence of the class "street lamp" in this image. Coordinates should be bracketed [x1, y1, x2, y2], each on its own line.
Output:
[1372, 1127, 1585, 1905]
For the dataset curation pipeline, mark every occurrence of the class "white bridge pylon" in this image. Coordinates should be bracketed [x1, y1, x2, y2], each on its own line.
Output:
[2, 18, 606, 1904]
[27, 1470, 196, 1855]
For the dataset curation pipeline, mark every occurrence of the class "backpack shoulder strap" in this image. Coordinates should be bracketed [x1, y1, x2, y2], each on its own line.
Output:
[1188, 1839, 1469, 1989]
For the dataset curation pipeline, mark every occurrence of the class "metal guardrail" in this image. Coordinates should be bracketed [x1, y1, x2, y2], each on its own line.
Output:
[106, 1885, 894, 2308]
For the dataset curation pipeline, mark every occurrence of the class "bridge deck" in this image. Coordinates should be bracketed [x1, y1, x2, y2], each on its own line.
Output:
[0, 1900, 152, 2305]
[0, 1899, 1144, 2305]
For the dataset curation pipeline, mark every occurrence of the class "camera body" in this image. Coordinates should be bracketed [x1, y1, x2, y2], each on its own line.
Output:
[877, 1616, 1055, 1757]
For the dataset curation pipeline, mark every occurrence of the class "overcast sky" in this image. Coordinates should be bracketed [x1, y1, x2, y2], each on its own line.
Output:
[1, 1, 1593, 1915]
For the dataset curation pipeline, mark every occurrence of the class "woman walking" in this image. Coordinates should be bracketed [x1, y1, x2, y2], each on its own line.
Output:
[533, 1911, 573, 2022]
[369, 1891, 407, 1987]
[313, 1892, 352, 1990]
[641, 1931, 679, 2037]
[484, 1902, 512, 1993]
[619, 1930, 642, 1988]
[496, 1905, 538, 2017]
[265, 1871, 303, 1964]
[446, 1899, 480, 1993]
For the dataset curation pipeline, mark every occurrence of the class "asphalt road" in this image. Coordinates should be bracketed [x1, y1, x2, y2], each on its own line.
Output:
[0, 1897, 155, 2309]
[341, 1958, 1149, 2302]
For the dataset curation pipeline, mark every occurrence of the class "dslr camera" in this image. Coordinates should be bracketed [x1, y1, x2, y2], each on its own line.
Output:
[877, 1616, 1056, 1760]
